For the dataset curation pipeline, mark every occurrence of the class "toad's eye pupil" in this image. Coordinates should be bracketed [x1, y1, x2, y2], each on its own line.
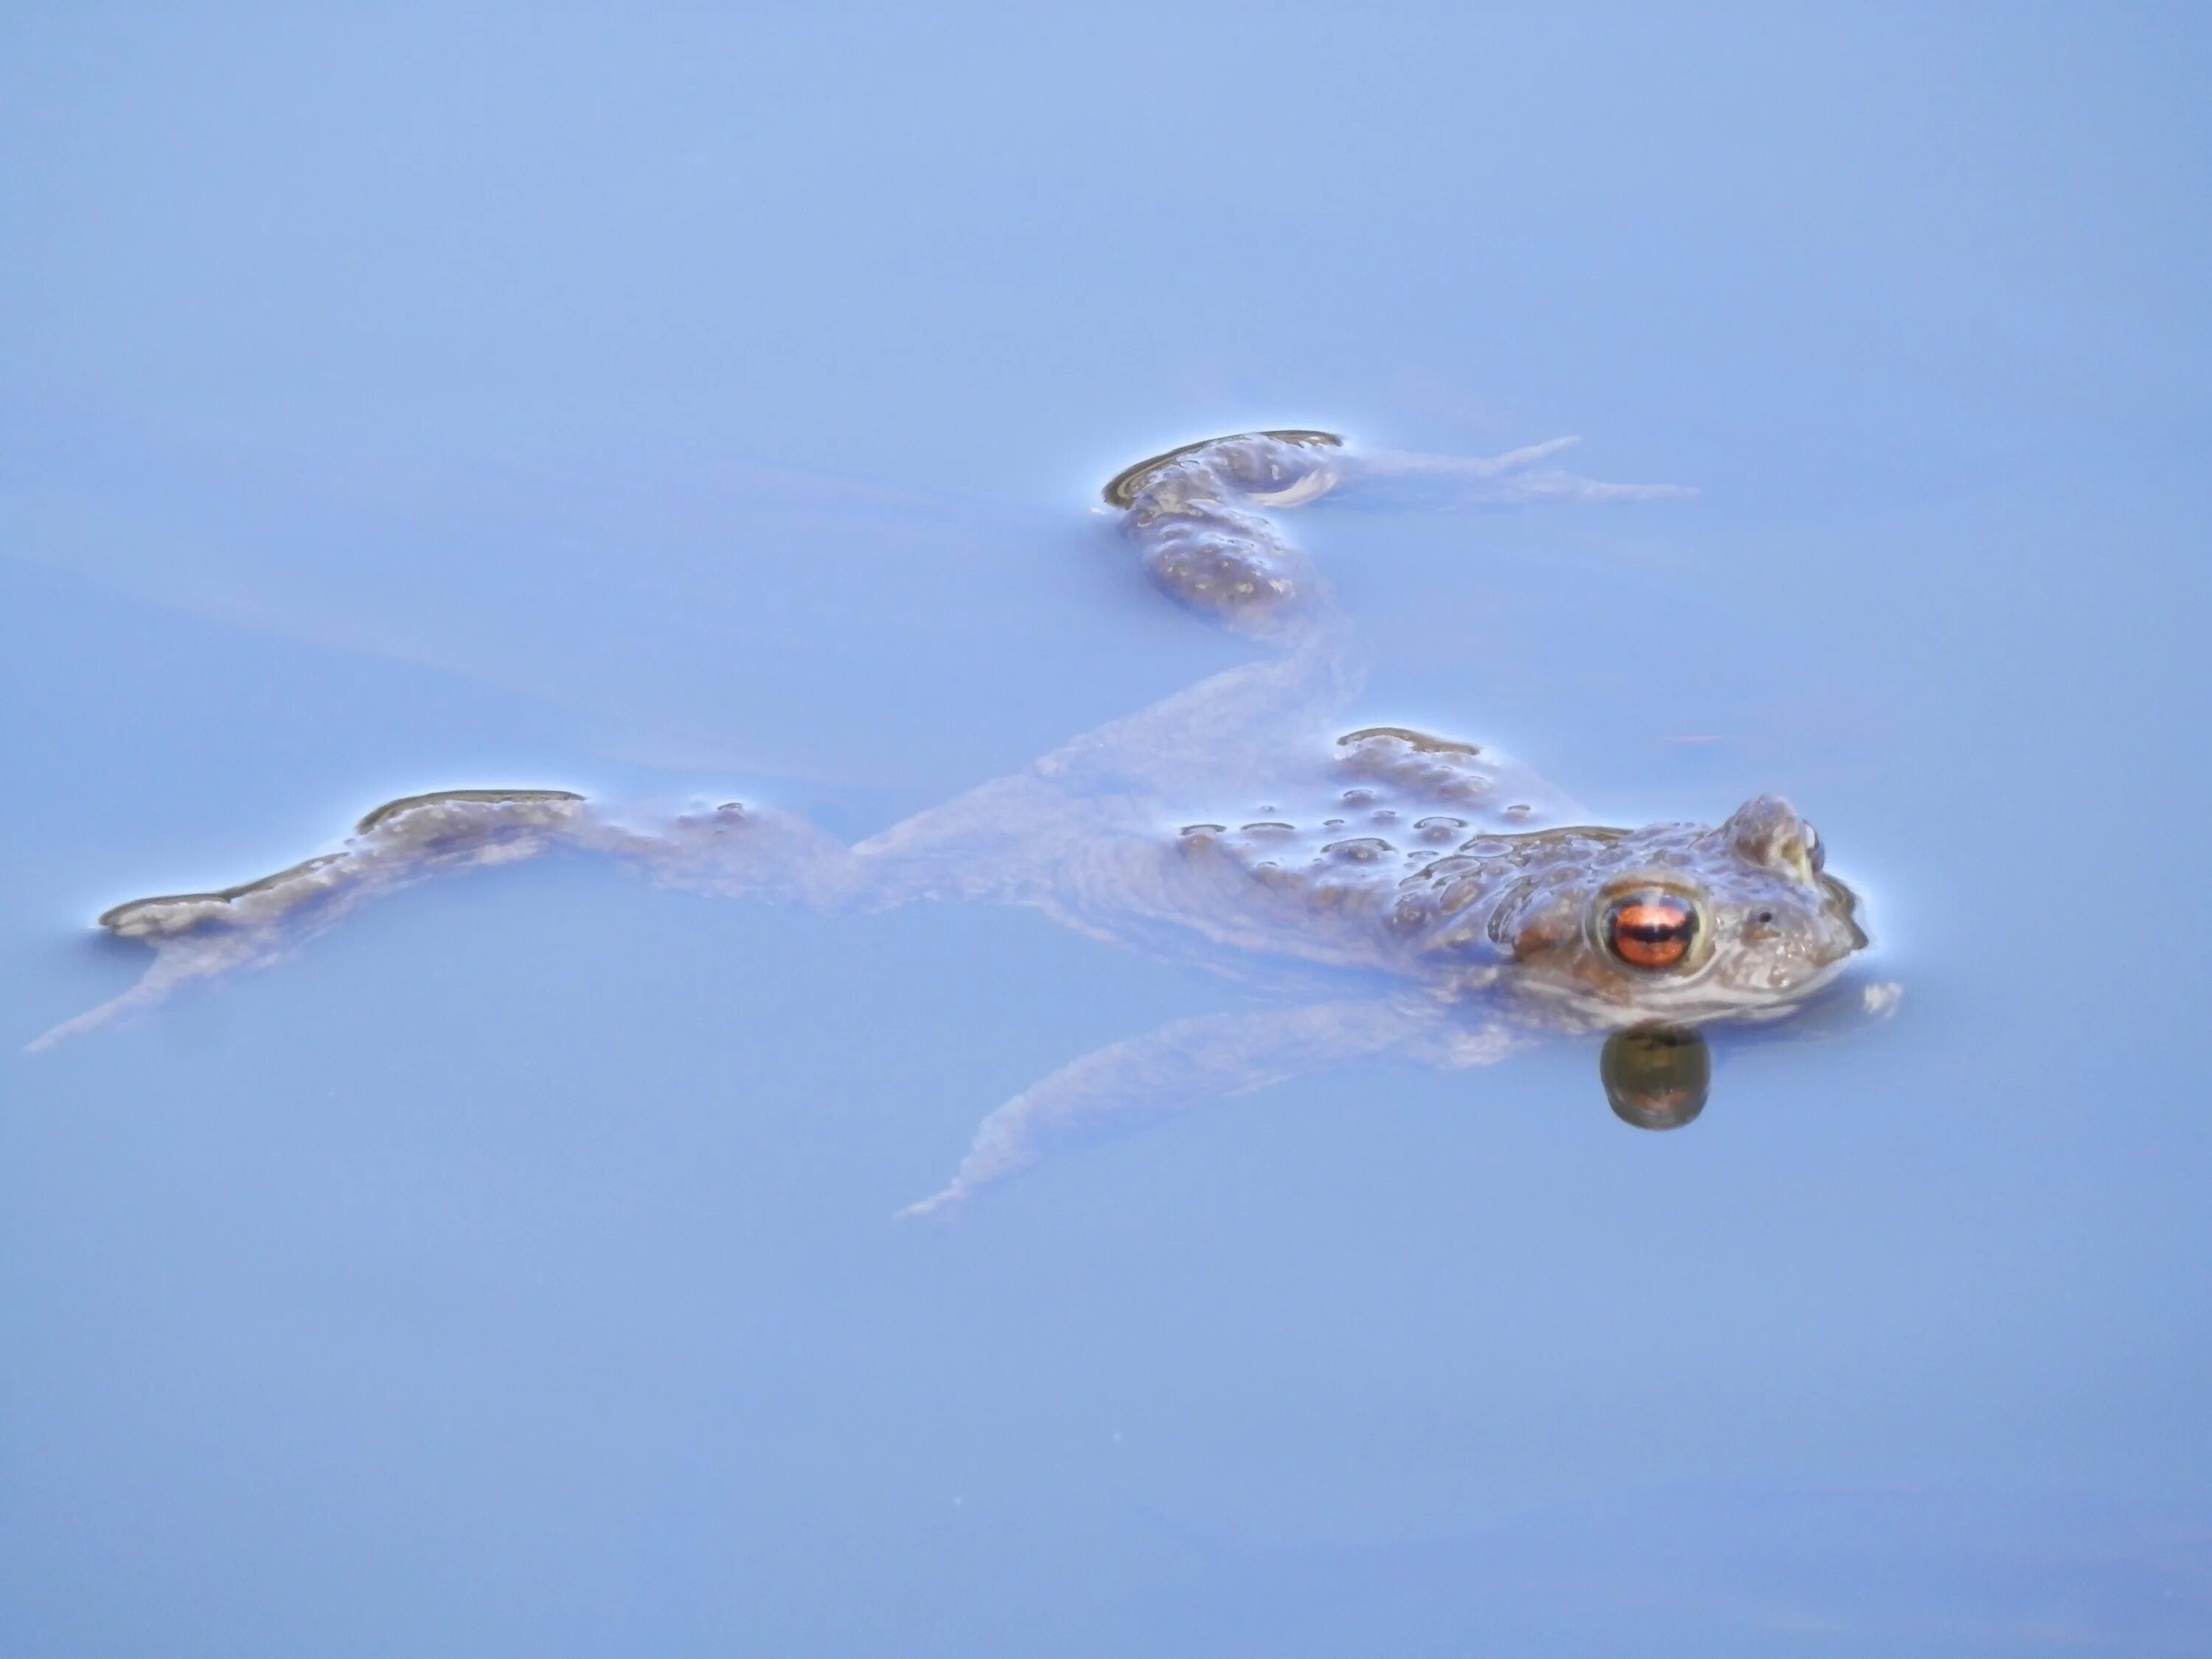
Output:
[1607, 894, 1698, 970]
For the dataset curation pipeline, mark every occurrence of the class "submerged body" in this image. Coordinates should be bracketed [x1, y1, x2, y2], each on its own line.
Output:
[38, 431, 1891, 1212]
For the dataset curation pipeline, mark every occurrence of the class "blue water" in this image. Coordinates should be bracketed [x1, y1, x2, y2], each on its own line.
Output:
[4, 8, 2209, 1655]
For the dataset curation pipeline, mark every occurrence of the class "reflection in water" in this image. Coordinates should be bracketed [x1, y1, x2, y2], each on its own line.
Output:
[1602, 1023, 1711, 1130]
[34, 433, 1894, 1212]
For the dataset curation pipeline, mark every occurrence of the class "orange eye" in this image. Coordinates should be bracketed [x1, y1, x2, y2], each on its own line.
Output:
[1604, 892, 1700, 971]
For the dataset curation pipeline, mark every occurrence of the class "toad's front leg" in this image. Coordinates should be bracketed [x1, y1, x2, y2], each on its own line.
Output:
[897, 998, 1526, 1219]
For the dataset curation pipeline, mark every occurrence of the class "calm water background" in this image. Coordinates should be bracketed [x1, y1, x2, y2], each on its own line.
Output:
[4, 7, 2208, 1655]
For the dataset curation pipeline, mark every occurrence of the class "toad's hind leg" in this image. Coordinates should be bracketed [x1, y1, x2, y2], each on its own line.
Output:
[860, 425, 1680, 905]
[852, 448, 1372, 902]
[29, 789, 855, 1051]
[1110, 428, 1690, 632]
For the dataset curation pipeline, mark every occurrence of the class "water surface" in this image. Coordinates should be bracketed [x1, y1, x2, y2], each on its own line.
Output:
[4, 7, 2208, 1655]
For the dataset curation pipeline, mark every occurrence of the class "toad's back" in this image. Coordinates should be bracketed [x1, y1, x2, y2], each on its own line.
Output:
[1156, 724, 1576, 961]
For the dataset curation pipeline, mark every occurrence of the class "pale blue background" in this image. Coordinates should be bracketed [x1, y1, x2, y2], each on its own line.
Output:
[4, 6, 2208, 1655]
